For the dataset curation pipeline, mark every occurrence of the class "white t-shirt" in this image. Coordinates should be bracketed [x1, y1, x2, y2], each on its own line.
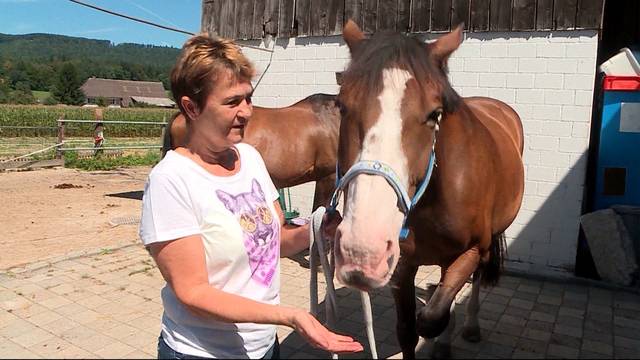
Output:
[139, 143, 281, 359]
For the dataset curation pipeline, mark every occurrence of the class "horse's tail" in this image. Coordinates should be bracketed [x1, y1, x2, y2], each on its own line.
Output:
[161, 126, 172, 159]
[481, 232, 506, 287]
[161, 111, 181, 159]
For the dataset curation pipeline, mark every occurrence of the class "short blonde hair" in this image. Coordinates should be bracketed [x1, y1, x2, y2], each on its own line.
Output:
[171, 34, 255, 117]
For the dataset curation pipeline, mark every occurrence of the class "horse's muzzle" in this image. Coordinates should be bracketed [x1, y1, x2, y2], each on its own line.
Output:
[335, 249, 396, 291]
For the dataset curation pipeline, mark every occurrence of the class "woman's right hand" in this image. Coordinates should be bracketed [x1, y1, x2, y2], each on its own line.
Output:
[289, 309, 363, 353]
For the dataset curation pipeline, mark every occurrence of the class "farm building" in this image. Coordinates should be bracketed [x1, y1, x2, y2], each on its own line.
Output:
[202, 0, 639, 279]
[80, 77, 175, 108]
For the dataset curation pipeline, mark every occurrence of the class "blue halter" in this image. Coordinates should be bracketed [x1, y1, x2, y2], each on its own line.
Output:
[328, 140, 437, 241]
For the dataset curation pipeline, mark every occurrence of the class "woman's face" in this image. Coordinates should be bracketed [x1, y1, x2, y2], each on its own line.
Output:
[190, 72, 253, 151]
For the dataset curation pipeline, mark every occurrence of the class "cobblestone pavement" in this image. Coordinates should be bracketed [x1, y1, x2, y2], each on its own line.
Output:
[1, 244, 640, 359]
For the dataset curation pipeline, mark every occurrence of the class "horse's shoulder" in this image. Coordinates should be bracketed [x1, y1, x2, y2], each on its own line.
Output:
[461, 97, 524, 156]
[463, 96, 517, 116]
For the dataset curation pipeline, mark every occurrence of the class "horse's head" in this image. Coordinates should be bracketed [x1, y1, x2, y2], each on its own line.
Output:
[333, 20, 463, 290]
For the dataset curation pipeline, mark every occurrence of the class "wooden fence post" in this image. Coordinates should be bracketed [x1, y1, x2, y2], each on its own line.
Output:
[56, 116, 65, 160]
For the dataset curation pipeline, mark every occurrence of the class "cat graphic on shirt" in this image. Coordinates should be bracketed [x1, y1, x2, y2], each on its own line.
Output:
[216, 179, 280, 286]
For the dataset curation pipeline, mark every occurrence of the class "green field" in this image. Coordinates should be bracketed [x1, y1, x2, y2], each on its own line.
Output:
[0, 104, 175, 137]
[32, 91, 50, 102]
[0, 105, 171, 168]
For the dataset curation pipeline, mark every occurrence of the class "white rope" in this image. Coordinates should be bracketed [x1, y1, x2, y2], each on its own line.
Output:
[361, 291, 378, 358]
[0, 143, 63, 163]
[309, 206, 378, 359]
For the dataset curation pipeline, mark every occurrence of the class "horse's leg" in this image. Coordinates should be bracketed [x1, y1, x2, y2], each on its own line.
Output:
[462, 269, 482, 342]
[417, 245, 480, 339]
[390, 259, 419, 360]
[430, 265, 456, 359]
[312, 174, 336, 210]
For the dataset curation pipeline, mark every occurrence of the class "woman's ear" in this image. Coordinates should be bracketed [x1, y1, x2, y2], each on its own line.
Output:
[180, 96, 200, 121]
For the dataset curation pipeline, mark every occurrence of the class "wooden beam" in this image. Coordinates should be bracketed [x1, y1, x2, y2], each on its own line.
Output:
[512, 0, 536, 31]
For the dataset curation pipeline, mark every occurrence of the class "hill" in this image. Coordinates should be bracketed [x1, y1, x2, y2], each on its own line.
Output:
[0, 33, 181, 94]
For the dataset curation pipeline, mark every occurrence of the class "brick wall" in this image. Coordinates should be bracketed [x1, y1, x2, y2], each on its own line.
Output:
[239, 30, 599, 276]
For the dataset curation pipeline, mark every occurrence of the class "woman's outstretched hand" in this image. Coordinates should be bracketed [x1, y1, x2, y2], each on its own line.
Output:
[290, 309, 363, 353]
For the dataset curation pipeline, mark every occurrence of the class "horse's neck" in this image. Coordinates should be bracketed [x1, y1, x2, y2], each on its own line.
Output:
[441, 101, 481, 149]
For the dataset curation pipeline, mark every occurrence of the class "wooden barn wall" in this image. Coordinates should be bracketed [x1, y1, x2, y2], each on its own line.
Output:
[202, 0, 604, 40]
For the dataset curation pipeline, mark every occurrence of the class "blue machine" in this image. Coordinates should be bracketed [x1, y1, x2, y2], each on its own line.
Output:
[593, 76, 640, 210]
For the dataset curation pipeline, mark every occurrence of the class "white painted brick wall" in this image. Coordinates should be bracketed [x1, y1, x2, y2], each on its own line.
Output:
[238, 29, 598, 275]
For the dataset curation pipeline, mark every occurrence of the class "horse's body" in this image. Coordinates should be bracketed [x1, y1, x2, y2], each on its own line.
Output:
[163, 93, 340, 210]
[332, 21, 524, 358]
[244, 94, 340, 209]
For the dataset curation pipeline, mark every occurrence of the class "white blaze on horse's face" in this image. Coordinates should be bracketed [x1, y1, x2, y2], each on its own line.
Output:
[336, 67, 413, 290]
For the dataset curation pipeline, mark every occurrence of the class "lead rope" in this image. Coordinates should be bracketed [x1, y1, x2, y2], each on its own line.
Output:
[309, 206, 378, 359]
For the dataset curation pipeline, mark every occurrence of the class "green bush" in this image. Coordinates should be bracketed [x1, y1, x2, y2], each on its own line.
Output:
[64, 150, 160, 171]
[43, 96, 58, 105]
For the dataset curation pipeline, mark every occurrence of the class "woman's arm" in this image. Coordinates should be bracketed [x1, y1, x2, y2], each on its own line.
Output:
[148, 236, 362, 353]
[274, 200, 311, 257]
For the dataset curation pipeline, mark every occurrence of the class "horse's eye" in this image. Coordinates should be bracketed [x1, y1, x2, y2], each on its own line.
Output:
[425, 108, 443, 128]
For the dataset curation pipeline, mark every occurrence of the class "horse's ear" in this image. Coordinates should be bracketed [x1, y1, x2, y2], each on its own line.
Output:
[343, 19, 365, 53]
[428, 24, 463, 68]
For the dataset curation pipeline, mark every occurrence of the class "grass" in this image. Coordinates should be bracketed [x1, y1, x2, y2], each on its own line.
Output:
[98, 248, 114, 255]
[32, 91, 50, 102]
[0, 136, 160, 159]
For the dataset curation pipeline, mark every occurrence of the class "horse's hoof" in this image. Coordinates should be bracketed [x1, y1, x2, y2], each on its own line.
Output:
[461, 325, 482, 343]
[431, 341, 451, 360]
[416, 308, 450, 339]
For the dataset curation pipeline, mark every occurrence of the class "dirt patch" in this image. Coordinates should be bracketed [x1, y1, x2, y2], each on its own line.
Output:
[0, 166, 151, 270]
[53, 183, 84, 189]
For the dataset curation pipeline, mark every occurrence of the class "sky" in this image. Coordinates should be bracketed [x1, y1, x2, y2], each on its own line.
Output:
[0, 0, 202, 48]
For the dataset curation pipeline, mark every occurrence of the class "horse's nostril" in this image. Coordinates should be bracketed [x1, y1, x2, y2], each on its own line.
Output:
[386, 240, 393, 253]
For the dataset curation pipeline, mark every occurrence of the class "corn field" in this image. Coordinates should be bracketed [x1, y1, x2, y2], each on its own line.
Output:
[0, 105, 175, 137]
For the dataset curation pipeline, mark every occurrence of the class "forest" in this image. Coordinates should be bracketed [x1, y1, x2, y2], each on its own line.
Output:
[0, 33, 180, 104]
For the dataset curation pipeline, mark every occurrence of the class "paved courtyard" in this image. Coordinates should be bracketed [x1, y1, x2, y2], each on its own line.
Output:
[1, 243, 640, 359]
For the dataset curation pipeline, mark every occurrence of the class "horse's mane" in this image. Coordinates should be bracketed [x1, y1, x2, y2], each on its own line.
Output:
[291, 93, 337, 107]
[341, 32, 461, 113]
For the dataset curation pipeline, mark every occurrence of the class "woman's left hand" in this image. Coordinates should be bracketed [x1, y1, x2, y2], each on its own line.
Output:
[289, 309, 363, 353]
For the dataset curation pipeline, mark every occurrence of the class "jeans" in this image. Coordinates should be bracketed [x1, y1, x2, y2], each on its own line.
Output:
[157, 335, 280, 359]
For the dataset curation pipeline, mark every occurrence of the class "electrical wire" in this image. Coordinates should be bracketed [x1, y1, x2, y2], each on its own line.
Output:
[67, 0, 273, 52]
[69, 0, 194, 36]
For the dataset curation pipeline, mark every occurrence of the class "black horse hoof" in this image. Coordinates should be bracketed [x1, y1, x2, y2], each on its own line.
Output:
[461, 325, 482, 343]
[431, 341, 451, 359]
[416, 309, 450, 339]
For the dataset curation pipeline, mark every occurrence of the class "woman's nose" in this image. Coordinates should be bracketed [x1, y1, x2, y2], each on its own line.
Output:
[239, 99, 253, 118]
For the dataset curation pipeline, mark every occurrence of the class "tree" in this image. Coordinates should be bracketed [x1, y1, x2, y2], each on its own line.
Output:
[0, 78, 10, 103]
[8, 81, 36, 104]
[95, 96, 107, 107]
[52, 63, 85, 105]
[43, 96, 58, 105]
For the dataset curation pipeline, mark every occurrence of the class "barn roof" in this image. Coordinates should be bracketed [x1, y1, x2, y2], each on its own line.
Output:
[131, 96, 176, 107]
[80, 78, 168, 99]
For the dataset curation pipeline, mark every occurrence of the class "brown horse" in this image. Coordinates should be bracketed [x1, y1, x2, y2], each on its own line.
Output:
[331, 21, 524, 358]
[162, 93, 341, 210]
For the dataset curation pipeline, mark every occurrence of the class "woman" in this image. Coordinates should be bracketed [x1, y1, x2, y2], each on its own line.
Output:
[139, 34, 362, 359]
